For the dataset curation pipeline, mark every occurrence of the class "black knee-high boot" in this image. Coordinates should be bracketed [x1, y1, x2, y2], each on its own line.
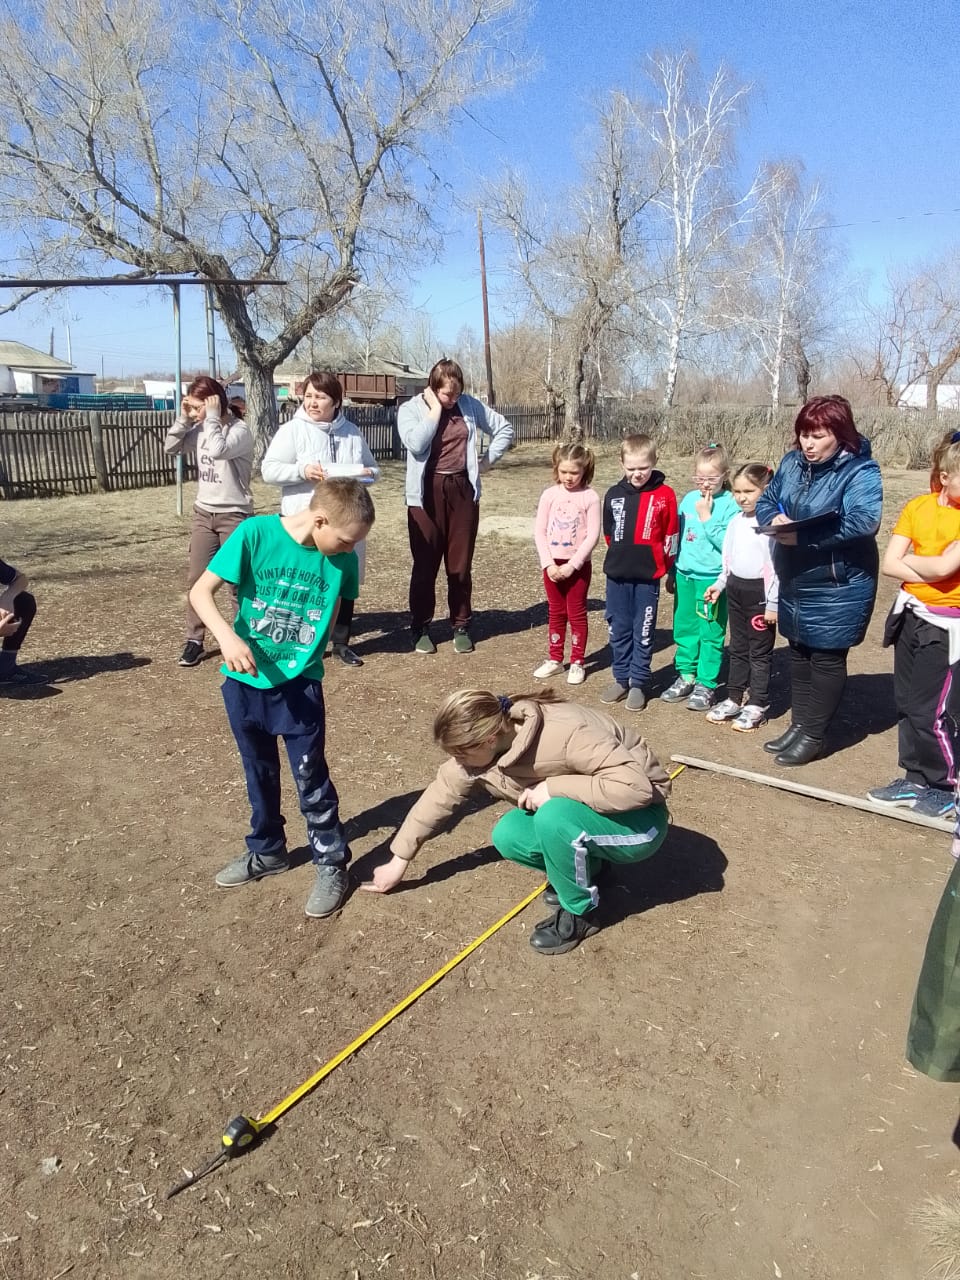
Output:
[332, 597, 363, 667]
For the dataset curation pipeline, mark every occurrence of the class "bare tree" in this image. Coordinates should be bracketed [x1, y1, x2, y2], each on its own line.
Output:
[721, 161, 833, 408]
[852, 258, 960, 411]
[851, 269, 926, 406]
[486, 91, 659, 430]
[0, 0, 525, 444]
[634, 51, 755, 407]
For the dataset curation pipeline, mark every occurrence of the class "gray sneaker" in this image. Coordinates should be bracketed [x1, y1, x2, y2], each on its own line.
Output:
[625, 687, 647, 711]
[686, 683, 716, 711]
[305, 864, 349, 918]
[600, 681, 628, 704]
[215, 850, 290, 888]
[660, 676, 695, 703]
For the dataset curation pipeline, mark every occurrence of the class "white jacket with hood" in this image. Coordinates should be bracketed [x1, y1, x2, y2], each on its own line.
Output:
[261, 407, 380, 580]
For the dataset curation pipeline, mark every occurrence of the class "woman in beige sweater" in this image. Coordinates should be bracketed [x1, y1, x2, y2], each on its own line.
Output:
[362, 689, 672, 954]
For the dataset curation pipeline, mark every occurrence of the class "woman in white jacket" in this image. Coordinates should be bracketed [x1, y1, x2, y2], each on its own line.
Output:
[261, 371, 379, 666]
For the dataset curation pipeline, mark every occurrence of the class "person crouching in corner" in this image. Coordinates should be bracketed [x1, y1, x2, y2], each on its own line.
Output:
[362, 688, 672, 954]
[189, 479, 375, 920]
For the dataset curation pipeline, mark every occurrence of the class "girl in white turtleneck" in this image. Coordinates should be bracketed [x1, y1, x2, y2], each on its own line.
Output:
[261, 370, 379, 666]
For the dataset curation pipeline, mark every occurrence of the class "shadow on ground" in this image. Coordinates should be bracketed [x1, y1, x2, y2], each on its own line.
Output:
[597, 824, 728, 929]
[826, 671, 897, 753]
[3, 651, 149, 688]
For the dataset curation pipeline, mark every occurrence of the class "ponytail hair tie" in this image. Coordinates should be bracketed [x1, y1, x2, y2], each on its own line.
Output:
[952, 431, 960, 444]
[707, 441, 718, 449]
[497, 694, 513, 715]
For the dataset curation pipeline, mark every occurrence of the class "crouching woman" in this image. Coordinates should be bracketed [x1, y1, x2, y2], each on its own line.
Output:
[362, 689, 672, 954]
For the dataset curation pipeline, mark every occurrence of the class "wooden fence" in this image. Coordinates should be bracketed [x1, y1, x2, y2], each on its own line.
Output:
[0, 401, 565, 500]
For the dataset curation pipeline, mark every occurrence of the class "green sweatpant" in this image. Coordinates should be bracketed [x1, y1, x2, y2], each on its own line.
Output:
[672, 570, 727, 689]
[491, 796, 670, 916]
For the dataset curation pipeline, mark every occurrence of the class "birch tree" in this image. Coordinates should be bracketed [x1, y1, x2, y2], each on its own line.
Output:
[0, 0, 525, 444]
[635, 51, 754, 407]
[723, 161, 832, 407]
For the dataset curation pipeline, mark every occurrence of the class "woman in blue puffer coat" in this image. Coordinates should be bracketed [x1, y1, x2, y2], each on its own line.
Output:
[755, 396, 882, 766]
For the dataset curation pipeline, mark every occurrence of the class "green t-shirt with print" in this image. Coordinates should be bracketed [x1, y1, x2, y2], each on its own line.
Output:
[208, 514, 359, 689]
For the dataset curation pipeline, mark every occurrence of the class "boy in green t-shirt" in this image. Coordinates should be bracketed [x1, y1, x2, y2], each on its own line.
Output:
[190, 479, 375, 919]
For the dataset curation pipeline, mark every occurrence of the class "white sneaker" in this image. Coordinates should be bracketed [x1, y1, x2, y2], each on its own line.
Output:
[705, 697, 741, 723]
[567, 662, 585, 685]
[534, 659, 565, 679]
[732, 704, 767, 732]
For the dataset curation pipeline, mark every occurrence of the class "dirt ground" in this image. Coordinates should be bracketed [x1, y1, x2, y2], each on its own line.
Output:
[3, 443, 959, 1280]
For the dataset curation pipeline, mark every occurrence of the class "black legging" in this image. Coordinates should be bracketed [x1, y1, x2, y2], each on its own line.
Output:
[2, 590, 35, 652]
[788, 641, 849, 739]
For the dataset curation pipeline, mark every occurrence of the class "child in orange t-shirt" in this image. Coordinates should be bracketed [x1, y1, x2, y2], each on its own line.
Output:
[871, 431, 960, 818]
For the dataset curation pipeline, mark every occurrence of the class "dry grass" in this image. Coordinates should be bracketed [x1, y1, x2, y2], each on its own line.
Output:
[914, 1196, 960, 1279]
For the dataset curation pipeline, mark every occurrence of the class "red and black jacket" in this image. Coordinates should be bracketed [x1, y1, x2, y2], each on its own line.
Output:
[602, 473, 679, 582]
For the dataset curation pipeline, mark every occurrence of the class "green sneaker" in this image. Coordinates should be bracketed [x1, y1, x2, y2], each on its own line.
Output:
[215, 851, 290, 888]
[413, 628, 436, 655]
[453, 628, 474, 654]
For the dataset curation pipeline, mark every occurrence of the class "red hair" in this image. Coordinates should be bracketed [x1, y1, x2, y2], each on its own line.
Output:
[793, 395, 861, 454]
[186, 375, 228, 416]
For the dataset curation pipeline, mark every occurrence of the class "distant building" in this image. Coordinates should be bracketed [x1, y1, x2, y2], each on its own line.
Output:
[898, 383, 960, 411]
[275, 356, 429, 405]
[0, 339, 96, 396]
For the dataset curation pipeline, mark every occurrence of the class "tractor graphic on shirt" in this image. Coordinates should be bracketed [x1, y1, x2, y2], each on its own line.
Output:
[250, 605, 316, 646]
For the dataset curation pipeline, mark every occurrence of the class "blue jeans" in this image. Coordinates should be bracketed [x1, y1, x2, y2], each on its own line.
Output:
[606, 578, 660, 688]
[221, 676, 349, 866]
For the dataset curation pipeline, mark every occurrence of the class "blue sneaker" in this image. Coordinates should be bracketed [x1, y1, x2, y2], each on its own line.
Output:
[911, 787, 956, 820]
[867, 777, 923, 808]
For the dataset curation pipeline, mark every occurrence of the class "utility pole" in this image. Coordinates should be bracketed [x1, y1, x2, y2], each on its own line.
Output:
[477, 208, 495, 406]
[205, 285, 217, 377]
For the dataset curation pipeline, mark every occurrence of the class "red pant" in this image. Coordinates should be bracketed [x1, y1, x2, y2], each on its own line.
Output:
[543, 562, 591, 663]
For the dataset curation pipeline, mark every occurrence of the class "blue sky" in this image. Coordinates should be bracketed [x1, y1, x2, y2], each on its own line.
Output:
[6, 0, 959, 376]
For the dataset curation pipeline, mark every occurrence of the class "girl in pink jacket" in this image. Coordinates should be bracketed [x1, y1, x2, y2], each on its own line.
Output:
[533, 443, 601, 685]
[362, 688, 671, 954]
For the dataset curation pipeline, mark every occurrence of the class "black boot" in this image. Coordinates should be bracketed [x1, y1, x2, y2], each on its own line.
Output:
[775, 732, 822, 767]
[763, 724, 803, 754]
[529, 908, 599, 955]
[331, 622, 363, 667]
[332, 642, 363, 667]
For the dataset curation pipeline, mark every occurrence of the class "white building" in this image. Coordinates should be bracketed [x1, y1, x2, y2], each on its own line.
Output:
[0, 339, 96, 396]
[897, 382, 960, 411]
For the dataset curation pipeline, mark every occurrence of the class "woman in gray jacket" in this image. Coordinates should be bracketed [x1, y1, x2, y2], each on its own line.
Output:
[164, 375, 253, 668]
[397, 359, 513, 654]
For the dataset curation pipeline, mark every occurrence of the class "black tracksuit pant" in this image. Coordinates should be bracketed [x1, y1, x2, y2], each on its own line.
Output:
[725, 573, 774, 706]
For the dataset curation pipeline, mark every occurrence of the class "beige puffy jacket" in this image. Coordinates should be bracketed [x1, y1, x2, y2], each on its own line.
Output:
[391, 698, 671, 861]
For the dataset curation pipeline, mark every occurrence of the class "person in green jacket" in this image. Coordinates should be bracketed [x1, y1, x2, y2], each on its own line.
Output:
[907, 815, 960, 1080]
[660, 443, 739, 712]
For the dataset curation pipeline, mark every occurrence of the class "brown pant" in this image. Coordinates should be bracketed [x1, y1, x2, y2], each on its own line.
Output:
[407, 472, 479, 631]
[185, 506, 249, 643]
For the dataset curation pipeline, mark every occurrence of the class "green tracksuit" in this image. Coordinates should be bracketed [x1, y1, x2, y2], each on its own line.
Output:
[672, 569, 728, 688]
[492, 796, 670, 916]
